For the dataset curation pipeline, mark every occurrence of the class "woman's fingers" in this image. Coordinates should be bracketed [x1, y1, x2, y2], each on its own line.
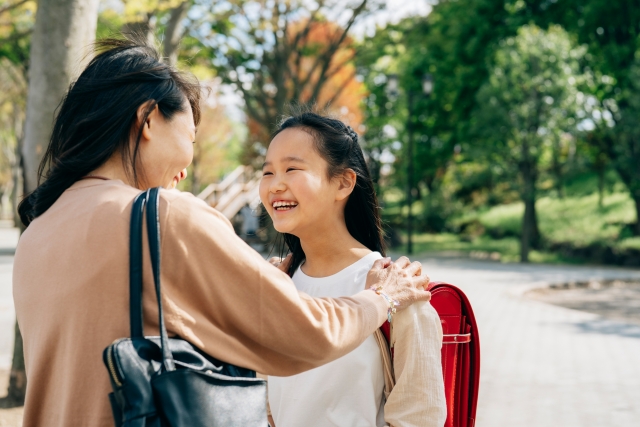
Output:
[392, 256, 411, 269]
[279, 253, 293, 273]
[365, 255, 435, 312]
[268, 257, 282, 266]
[268, 254, 293, 273]
[371, 257, 392, 271]
[364, 258, 391, 289]
[405, 261, 422, 277]
[416, 290, 432, 302]
[413, 273, 430, 290]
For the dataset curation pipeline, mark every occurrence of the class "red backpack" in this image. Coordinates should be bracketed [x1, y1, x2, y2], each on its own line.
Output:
[379, 282, 480, 427]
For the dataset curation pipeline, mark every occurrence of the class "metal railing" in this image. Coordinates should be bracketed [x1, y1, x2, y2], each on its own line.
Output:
[196, 166, 262, 219]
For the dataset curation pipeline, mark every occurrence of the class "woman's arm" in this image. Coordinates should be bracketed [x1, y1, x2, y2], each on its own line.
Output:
[384, 301, 447, 427]
[156, 191, 390, 376]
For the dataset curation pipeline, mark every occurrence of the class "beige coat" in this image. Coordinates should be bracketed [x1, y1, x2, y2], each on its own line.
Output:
[13, 179, 387, 427]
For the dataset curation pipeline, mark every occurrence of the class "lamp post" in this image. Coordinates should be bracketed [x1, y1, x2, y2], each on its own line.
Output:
[387, 73, 433, 254]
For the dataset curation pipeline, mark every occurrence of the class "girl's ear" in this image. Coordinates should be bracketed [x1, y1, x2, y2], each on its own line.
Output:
[335, 168, 357, 201]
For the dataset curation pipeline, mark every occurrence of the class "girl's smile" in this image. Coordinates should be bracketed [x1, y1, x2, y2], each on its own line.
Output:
[271, 199, 299, 212]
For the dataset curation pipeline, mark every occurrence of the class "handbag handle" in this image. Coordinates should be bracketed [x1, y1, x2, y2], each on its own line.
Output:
[129, 192, 146, 339]
[129, 188, 176, 372]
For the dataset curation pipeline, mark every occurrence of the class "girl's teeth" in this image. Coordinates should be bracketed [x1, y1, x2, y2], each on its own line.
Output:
[274, 202, 297, 210]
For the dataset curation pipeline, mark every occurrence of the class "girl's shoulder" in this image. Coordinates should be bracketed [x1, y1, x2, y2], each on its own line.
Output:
[291, 251, 383, 297]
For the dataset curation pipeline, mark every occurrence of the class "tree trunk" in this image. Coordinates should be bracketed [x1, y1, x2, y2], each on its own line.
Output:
[14, 0, 99, 405]
[163, 1, 190, 66]
[553, 158, 564, 199]
[519, 141, 540, 263]
[595, 152, 606, 209]
[6, 321, 25, 406]
[521, 188, 539, 263]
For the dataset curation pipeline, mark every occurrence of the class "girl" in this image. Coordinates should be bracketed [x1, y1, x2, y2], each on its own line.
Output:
[260, 113, 447, 427]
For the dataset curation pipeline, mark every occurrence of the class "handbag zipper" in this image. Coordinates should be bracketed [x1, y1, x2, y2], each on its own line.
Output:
[106, 341, 124, 387]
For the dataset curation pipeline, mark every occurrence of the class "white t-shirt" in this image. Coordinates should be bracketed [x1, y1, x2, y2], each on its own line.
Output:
[268, 251, 386, 427]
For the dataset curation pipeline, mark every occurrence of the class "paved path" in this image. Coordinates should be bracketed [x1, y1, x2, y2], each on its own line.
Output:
[417, 255, 640, 427]
[0, 225, 639, 426]
[0, 226, 19, 370]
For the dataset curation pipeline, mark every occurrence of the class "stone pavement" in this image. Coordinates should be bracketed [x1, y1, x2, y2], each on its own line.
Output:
[416, 255, 640, 427]
[0, 223, 639, 426]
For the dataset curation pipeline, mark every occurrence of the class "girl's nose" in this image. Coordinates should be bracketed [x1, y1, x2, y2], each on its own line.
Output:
[270, 176, 286, 193]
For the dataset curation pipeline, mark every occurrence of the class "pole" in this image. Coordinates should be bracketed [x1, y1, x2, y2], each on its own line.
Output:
[407, 91, 414, 255]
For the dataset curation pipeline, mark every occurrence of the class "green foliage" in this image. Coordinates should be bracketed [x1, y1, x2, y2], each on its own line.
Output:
[407, 189, 638, 264]
[355, 22, 407, 195]
[457, 191, 636, 247]
[536, 0, 640, 230]
[474, 25, 584, 171]
[0, 0, 35, 68]
[96, 8, 126, 39]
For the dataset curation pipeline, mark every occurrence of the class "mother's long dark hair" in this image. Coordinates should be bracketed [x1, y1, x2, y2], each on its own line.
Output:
[273, 113, 386, 275]
[18, 38, 201, 227]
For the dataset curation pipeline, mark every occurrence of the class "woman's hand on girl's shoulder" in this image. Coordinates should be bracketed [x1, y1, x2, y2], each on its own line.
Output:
[365, 256, 431, 311]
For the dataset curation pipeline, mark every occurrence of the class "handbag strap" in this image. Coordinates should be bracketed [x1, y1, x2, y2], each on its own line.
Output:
[129, 192, 147, 338]
[129, 187, 175, 372]
[373, 328, 395, 399]
[145, 187, 175, 371]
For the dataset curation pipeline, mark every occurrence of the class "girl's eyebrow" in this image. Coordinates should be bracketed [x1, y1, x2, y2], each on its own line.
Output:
[262, 156, 306, 168]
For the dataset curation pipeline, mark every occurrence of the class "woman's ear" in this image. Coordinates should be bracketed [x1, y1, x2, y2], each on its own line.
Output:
[136, 101, 159, 142]
[335, 168, 357, 201]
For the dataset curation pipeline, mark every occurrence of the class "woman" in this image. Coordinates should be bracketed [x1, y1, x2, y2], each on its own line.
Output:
[12, 39, 431, 427]
[260, 113, 447, 427]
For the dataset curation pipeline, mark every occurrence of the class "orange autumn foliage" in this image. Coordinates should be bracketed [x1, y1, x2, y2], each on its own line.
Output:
[289, 19, 365, 127]
[247, 19, 366, 148]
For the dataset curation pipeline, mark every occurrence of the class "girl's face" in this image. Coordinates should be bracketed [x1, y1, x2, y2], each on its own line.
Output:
[259, 128, 348, 237]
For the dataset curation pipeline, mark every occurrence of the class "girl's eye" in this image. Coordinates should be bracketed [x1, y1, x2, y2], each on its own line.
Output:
[286, 168, 298, 172]
[262, 171, 273, 176]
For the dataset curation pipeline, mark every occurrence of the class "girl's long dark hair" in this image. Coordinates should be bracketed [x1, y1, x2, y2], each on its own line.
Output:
[273, 112, 386, 275]
[18, 37, 201, 227]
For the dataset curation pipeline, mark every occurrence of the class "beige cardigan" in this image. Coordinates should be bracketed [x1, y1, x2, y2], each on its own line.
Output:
[12, 179, 387, 427]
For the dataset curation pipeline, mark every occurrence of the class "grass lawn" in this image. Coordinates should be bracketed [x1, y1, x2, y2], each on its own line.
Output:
[401, 233, 577, 263]
[393, 191, 640, 264]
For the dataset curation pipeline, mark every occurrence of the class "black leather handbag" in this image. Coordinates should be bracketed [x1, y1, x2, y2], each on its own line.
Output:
[103, 188, 268, 426]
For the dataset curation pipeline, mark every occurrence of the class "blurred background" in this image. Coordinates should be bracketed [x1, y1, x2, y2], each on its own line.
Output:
[4, 0, 640, 266]
[1, 0, 640, 425]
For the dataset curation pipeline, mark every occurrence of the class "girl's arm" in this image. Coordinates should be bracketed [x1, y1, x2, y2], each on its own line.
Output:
[384, 301, 447, 427]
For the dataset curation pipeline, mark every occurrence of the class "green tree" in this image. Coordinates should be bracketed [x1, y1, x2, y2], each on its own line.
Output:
[358, 0, 527, 232]
[356, 23, 405, 196]
[473, 25, 585, 262]
[539, 0, 640, 232]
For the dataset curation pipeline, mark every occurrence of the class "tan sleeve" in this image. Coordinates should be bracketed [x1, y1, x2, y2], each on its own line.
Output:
[384, 301, 447, 427]
[155, 191, 388, 376]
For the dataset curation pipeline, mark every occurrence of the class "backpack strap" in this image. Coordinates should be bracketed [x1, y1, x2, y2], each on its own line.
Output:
[373, 328, 395, 399]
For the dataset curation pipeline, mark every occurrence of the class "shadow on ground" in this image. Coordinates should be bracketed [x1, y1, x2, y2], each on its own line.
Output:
[571, 318, 640, 339]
